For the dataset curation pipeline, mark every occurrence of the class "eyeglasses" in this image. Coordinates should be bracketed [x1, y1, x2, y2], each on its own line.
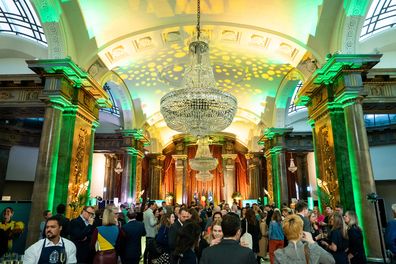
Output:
[84, 210, 95, 217]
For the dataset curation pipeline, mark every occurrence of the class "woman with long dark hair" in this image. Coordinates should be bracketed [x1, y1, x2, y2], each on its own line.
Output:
[241, 209, 261, 256]
[173, 220, 201, 264]
[344, 211, 367, 264]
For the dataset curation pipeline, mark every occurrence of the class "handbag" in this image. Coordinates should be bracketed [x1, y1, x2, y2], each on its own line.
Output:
[240, 220, 253, 249]
[93, 249, 117, 264]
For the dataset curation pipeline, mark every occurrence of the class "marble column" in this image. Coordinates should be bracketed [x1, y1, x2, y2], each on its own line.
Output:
[297, 54, 383, 260]
[103, 154, 114, 201]
[119, 129, 149, 203]
[26, 58, 111, 245]
[264, 151, 274, 204]
[172, 155, 187, 205]
[157, 155, 166, 200]
[222, 154, 237, 205]
[120, 147, 140, 203]
[260, 128, 292, 208]
[27, 98, 65, 246]
[86, 121, 99, 202]
[343, 97, 383, 259]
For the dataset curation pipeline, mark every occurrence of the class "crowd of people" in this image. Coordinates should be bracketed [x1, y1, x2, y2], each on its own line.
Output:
[0, 199, 395, 264]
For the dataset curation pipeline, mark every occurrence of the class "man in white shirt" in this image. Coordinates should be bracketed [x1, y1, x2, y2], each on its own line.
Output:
[24, 216, 77, 264]
[143, 201, 157, 263]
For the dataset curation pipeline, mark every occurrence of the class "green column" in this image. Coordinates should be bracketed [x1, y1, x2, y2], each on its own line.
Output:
[342, 97, 383, 259]
[270, 147, 288, 208]
[121, 147, 139, 202]
[53, 105, 77, 211]
[86, 121, 99, 203]
[260, 128, 292, 208]
[296, 54, 383, 260]
[27, 96, 67, 246]
[328, 102, 354, 211]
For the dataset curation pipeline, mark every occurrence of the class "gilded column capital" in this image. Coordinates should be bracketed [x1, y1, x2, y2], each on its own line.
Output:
[221, 154, 237, 160]
[245, 153, 254, 160]
[157, 155, 166, 162]
[172, 154, 188, 161]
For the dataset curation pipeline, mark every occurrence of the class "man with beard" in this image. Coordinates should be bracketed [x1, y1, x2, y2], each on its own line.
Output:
[168, 208, 192, 259]
[24, 216, 77, 264]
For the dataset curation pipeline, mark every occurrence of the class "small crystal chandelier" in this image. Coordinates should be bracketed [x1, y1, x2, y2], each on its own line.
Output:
[196, 171, 214, 182]
[160, 0, 237, 136]
[288, 153, 297, 173]
[114, 160, 123, 174]
[190, 137, 218, 181]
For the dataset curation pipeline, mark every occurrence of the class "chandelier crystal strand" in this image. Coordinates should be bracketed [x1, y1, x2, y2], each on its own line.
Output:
[160, 0, 237, 137]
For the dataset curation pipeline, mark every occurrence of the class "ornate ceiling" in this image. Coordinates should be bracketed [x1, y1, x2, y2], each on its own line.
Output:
[29, 0, 350, 149]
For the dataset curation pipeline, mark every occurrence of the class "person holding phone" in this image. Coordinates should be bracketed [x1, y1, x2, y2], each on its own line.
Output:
[274, 214, 335, 264]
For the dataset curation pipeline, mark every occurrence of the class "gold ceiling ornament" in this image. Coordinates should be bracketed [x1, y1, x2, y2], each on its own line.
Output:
[160, 0, 237, 137]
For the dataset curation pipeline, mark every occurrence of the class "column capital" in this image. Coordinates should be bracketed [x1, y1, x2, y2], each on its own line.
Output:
[222, 154, 237, 160]
[27, 58, 111, 107]
[296, 54, 381, 122]
[122, 147, 144, 157]
[259, 127, 292, 152]
[120, 129, 150, 151]
[157, 155, 166, 161]
[245, 153, 254, 160]
[172, 154, 188, 161]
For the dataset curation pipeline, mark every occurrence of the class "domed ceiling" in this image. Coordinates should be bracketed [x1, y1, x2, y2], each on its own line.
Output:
[71, 0, 327, 147]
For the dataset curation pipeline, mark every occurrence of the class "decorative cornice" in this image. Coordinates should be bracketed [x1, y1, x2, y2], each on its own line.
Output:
[26, 58, 111, 109]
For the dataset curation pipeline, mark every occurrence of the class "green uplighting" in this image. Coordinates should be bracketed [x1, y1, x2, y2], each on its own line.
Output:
[343, 0, 370, 16]
[86, 122, 99, 204]
[31, 0, 62, 23]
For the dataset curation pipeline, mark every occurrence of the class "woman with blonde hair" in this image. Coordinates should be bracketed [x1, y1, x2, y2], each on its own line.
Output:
[198, 219, 223, 260]
[274, 214, 334, 264]
[344, 210, 367, 264]
[91, 208, 123, 264]
[321, 212, 348, 264]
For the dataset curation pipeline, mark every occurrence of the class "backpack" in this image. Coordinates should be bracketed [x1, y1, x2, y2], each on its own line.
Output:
[240, 220, 253, 249]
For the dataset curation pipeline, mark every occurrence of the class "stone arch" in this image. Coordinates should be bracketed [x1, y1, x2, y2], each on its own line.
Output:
[336, 0, 371, 54]
[31, 0, 69, 59]
[272, 68, 306, 128]
[100, 71, 137, 130]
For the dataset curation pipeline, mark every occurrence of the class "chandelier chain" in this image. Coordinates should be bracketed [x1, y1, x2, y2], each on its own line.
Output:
[196, 0, 201, 39]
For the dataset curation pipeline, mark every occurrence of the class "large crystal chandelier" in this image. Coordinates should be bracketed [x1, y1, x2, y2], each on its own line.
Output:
[160, 0, 237, 136]
[190, 137, 218, 181]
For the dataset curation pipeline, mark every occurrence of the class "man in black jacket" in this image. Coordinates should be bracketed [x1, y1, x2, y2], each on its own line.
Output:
[168, 207, 191, 253]
[54, 204, 70, 238]
[200, 213, 256, 264]
[121, 211, 146, 264]
[70, 206, 95, 264]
